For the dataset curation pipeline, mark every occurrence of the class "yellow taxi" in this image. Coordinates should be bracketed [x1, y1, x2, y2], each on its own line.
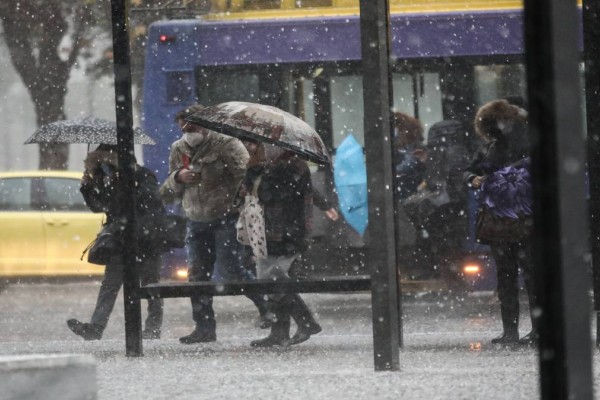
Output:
[0, 171, 105, 278]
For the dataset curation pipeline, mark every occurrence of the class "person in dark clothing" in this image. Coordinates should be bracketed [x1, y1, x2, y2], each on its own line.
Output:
[427, 120, 471, 205]
[239, 142, 322, 347]
[392, 112, 427, 200]
[464, 98, 537, 345]
[67, 144, 164, 340]
[405, 120, 471, 277]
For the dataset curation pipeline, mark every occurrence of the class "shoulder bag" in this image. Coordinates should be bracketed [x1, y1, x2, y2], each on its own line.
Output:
[81, 222, 123, 265]
[236, 176, 268, 260]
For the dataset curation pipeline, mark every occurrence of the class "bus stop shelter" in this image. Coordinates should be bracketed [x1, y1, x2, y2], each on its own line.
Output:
[108, 0, 596, 398]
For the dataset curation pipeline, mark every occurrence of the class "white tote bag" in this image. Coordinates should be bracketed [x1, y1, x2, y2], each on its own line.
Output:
[236, 178, 267, 260]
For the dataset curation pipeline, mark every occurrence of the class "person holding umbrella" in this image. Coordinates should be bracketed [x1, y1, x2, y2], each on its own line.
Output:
[240, 142, 323, 347]
[67, 144, 165, 340]
[160, 105, 274, 344]
[184, 101, 331, 347]
[24, 116, 165, 340]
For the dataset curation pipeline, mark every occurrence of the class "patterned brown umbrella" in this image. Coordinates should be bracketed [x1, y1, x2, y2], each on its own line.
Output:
[185, 102, 330, 166]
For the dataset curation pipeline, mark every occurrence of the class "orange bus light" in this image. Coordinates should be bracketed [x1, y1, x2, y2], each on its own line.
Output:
[463, 264, 481, 275]
[176, 268, 189, 279]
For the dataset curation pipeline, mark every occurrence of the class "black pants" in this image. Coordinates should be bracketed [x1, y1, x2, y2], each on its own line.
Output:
[90, 253, 163, 332]
[491, 240, 535, 334]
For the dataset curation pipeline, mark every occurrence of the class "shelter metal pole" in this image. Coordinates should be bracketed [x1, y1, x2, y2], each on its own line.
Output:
[110, 0, 143, 357]
[523, 0, 593, 398]
[583, 0, 600, 348]
[359, 0, 401, 371]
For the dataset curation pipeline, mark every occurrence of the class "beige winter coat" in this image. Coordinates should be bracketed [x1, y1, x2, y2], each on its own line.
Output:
[160, 132, 249, 222]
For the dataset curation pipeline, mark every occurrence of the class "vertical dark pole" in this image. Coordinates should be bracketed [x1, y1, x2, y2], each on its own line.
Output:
[583, 0, 600, 347]
[110, 0, 143, 357]
[523, 0, 593, 398]
[359, 0, 401, 371]
[313, 76, 333, 152]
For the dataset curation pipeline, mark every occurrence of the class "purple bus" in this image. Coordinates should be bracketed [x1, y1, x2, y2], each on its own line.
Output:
[140, 7, 534, 291]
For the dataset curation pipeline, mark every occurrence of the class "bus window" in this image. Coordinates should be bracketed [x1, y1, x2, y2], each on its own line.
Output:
[474, 64, 527, 106]
[417, 72, 444, 140]
[165, 71, 194, 104]
[196, 69, 260, 105]
[328, 71, 444, 149]
[297, 78, 316, 129]
[330, 75, 364, 148]
[392, 74, 414, 117]
[392, 71, 443, 139]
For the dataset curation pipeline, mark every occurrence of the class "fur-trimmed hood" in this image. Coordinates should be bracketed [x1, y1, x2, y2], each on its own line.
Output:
[474, 99, 528, 142]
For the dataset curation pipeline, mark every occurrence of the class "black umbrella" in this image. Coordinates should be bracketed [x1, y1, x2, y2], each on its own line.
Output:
[24, 116, 155, 145]
[185, 102, 330, 165]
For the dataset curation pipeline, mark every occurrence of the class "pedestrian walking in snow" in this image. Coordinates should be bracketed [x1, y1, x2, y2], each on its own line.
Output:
[160, 105, 273, 344]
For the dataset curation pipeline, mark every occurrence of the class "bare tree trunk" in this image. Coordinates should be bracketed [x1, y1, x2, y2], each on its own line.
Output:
[1, 0, 94, 170]
[32, 69, 70, 169]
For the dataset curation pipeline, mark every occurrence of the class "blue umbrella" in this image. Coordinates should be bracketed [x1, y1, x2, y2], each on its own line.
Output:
[333, 135, 368, 235]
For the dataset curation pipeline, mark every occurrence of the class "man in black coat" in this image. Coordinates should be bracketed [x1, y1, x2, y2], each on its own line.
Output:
[67, 144, 164, 340]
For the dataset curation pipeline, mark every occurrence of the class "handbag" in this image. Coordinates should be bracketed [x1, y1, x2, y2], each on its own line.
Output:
[475, 206, 532, 244]
[236, 177, 268, 260]
[475, 161, 533, 244]
[81, 222, 123, 265]
[156, 214, 187, 249]
[137, 213, 187, 251]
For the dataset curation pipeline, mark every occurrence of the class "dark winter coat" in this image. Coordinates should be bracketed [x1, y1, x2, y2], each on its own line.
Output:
[426, 120, 471, 203]
[243, 157, 313, 257]
[464, 99, 529, 185]
[465, 99, 531, 246]
[80, 164, 166, 255]
[394, 145, 427, 200]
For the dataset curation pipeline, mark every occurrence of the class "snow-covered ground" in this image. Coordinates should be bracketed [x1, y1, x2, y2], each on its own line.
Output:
[1, 281, 597, 399]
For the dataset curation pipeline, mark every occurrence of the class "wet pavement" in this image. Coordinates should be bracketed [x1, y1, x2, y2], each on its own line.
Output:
[0, 281, 598, 399]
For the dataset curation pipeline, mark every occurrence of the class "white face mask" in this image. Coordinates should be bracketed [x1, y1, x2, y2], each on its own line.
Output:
[183, 131, 206, 147]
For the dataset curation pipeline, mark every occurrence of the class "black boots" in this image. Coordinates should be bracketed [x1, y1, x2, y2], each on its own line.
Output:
[250, 318, 291, 347]
[491, 330, 519, 344]
[179, 328, 217, 344]
[491, 330, 538, 345]
[518, 330, 538, 346]
[251, 295, 322, 348]
[281, 294, 322, 345]
[68, 319, 162, 341]
[67, 319, 103, 341]
[256, 305, 276, 329]
[492, 295, 519, 344]
[251, 301, 291, 347]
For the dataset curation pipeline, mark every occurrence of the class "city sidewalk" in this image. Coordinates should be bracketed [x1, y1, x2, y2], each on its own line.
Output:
[0, 282, 597, 399]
